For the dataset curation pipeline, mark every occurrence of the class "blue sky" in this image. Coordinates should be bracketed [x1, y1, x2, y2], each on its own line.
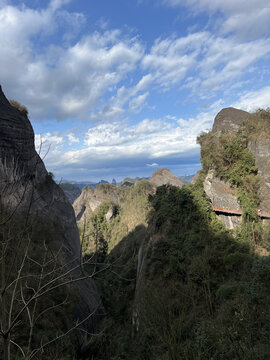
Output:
[1, 0, 270, 181]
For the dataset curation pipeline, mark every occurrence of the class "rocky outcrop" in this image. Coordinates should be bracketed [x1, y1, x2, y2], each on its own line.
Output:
[248, 139, 270, 212]
[204, 107, 270, 229]
[73, 184, 120, 221]
[212, 107, 249, 134]
[203, 171, 241, 229]
[149, 168, 184, 188]
[0, 86, 102, 339]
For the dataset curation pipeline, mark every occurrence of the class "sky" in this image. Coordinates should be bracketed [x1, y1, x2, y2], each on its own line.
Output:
[1, 0, 270, 182]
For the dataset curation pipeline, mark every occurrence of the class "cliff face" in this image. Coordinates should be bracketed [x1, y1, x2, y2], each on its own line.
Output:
[212, 107, 249, 134]
[203, 171, 241, 229]
[74, 168, 183, 223]
[0, 86, 102, 336]
[248, 139, 270, 212]
[203, 107, 270, 228]
[73, 184, 120, 222]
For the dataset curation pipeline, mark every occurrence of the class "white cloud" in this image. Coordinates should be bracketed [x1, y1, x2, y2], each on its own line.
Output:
[142, 33, 207, 88]
[129, 92, 149, 113]
[141, 31, 270, 95]
[162, 0, 270, 40]
[0, 3, 144, 120]
[232, 86, 270, 112]
[67, 133, 79, 143]
[42, 105, 220, 174]
[147, 163, 159, 167]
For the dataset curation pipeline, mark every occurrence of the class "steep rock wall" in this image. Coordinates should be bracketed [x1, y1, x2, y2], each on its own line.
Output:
[0, 86, 103, 338]
[248, 139, 270, 212]
[204, 107, 270, 229]
[203, 171, 241, 229]
[73, 184, 120, 222]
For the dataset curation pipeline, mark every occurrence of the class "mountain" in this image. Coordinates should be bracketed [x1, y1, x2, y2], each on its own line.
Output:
[149, 168, 184, 188]
[178, 174, 194, 184]
[73, 168, 183, 225]
[73, 183, 121, 222]
[0, 86, 103, 356]
[198, 107, 270, 229]
[79, 108, 270, 360]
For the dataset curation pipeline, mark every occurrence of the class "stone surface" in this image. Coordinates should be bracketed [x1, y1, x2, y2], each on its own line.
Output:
[0, 86, 102, 338]
[73, 184, 120, 222]
[203, 171, 241, 229]
[248, 139, 270, 212]
[149, 168, 184, 188]
[212, 107, 249, 134]
[207, 106, 270, 229]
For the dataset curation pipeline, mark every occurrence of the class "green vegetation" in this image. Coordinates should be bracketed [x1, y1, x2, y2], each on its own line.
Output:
[196, 111, 270, 243]
[81, 109, 270, 359]
[79, 179, 153, 255]
[243, 108, 270, 140]
[2, 108, 270, 359]
[85, 183, 270, 359]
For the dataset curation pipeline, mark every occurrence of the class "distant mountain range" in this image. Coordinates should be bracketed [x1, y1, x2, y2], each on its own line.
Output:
[60, 174, 195, 191]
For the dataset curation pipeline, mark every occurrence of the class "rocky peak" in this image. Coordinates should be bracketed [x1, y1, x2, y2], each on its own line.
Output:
[149, 168, 184, 188]
[212, 107, 249, 134]
[0, 86, 35, 164]
[73, 183, 120, 221]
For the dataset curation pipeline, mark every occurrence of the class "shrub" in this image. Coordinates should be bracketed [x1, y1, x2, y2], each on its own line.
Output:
[9, 99, 28, 115]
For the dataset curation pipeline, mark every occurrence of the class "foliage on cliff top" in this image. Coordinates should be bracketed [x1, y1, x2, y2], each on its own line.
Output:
[197, 129, 259, 205]
[244, 108, 270, 140]
[9, 99, 28, 115]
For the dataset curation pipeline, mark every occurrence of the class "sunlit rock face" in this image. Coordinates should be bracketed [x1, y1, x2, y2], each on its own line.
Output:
[149, 168, 184, 188]
[212, 107, 249, 134]
[204, 107, 270, 229]
[0, 85, 103, 337]
[203, 171, 241, 230]
[73, 184, 120, 222]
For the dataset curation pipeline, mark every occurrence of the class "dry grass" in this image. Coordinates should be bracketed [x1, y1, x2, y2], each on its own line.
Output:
[244, 109, 270, 140]
[9, 99, 28, 115]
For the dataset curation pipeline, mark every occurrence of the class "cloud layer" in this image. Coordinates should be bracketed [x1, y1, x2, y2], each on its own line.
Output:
[1, 0, 269, 180]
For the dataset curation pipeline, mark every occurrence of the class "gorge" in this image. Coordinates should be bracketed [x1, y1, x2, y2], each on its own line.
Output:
[1, 84, 270, 359]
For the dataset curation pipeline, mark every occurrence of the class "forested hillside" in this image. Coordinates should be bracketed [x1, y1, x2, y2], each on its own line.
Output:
[80, 109, 270, 360]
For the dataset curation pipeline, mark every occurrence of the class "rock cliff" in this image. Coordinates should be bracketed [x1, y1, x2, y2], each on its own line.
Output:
[0, 86, 102, 339]
[74, 168, 183, 223]
[248, 139, 270, 212]
[203, 171, 241, 229]
[203, 107, 270, 228]
[73, 184, 121, 222]
[212, 107, 249, 134]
